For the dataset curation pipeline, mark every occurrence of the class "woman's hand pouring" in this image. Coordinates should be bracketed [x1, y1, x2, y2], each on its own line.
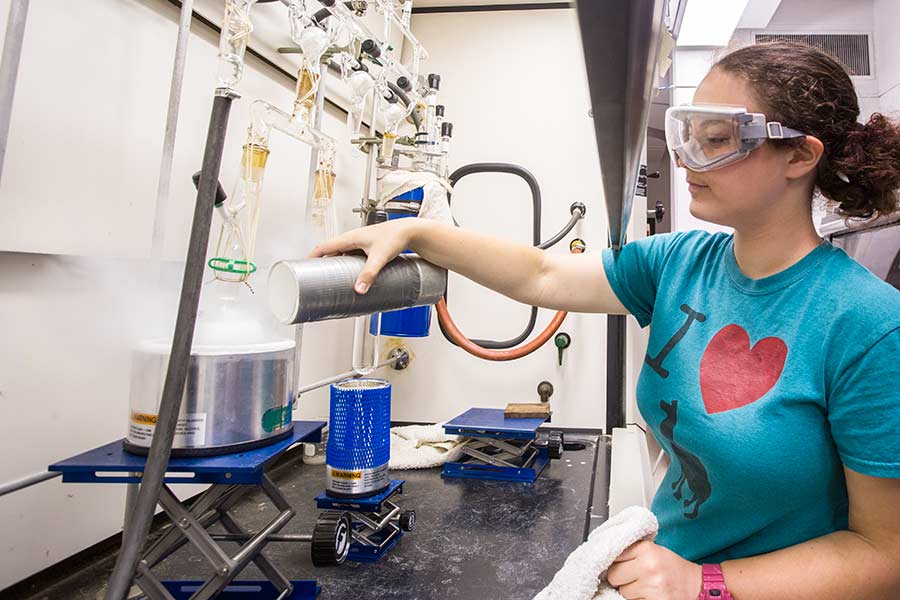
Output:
[310, 219, 422, 295]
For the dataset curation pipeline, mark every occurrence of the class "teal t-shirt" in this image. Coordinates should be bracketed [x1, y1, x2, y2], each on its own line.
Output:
[601, 230, 900, 563]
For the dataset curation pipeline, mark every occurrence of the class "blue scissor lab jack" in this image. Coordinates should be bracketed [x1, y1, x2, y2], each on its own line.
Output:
[313, 480, 413, 564]
[442, 408, 564, 483]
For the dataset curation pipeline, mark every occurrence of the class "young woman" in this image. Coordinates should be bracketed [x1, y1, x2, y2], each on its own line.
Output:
[312, 43, 900, 599]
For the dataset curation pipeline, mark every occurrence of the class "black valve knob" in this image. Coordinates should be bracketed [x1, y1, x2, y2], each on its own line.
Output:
[192, 171, 227, 207]
[366, 210, 388, 225]
[435, 104, 445, 118]
[537, 381, 554, 403]
[647, 200, 665, 223]
[361, 39, 381, 58]
[554, 333, 571, 366]
[441, 122, 453, 138]
[397, 76, 412, 92]
[427, 73, 441, 90]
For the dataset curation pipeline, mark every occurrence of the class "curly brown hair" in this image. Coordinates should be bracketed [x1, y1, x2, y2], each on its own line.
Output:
[713, 42, 900, 219]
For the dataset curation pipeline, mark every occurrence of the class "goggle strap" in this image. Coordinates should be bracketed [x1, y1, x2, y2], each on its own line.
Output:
[741, 122, 806, 141]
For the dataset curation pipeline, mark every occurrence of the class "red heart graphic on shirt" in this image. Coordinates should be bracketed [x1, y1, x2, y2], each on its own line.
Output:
[700, 324, 787, 414]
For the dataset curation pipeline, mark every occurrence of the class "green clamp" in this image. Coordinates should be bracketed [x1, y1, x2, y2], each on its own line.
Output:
[208, 257, 257, 275]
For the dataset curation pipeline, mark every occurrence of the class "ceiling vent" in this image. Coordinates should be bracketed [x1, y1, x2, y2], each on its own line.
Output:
[755, 33, 872, 76]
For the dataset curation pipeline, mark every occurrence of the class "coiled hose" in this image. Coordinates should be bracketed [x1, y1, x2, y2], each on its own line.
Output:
[437, 163, 585, 361]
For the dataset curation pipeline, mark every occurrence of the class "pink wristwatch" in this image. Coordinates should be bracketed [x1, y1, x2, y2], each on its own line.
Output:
[698, 564, 734, 600]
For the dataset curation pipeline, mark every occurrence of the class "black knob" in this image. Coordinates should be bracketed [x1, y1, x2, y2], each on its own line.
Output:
[192, 171, 227, 207]
[397, 76, 412, 92]
[647, 201, 665, 223]
[537, 381, 554, 403]
[362, 39, 381, 58]
[435, 104, 445, 118]
[366, 210, 388, 225]
[554, 333, 571, 366]
[441, 122, 453, 138]
[427, 73, 441, 90]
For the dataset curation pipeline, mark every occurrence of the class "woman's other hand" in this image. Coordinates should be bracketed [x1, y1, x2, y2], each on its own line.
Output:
[310, 219, 422, 295]
[607, 540, 702, 600]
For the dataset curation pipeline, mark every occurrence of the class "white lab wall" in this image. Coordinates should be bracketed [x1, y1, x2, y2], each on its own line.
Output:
[0, 0, 362, 588]
[874, 0, 900, 114]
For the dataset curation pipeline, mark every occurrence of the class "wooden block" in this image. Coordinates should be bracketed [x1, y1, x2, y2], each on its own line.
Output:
[504, 403, 551, 419]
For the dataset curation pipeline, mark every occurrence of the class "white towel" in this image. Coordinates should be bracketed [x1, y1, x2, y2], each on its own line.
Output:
[388, 424, 466, 470]
[376, 169, 455, 225]
[533, 506, 659, 600]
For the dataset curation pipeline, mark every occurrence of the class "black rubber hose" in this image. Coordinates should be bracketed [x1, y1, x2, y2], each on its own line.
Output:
[439, 166, 585, 349]
[104, 93, 234, 600]
[440, 163, 542, 349]
[538, 202, 585, 250]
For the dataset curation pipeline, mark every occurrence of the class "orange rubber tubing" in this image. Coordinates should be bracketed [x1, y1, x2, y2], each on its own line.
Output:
[436, 298, 568, 361]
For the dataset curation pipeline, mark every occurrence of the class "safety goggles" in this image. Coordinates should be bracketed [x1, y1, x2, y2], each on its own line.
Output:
[664, 105, 806, 172]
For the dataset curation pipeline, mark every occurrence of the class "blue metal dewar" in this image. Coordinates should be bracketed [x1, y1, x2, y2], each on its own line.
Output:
[327, 380, 391, 497]
[48, 421, 325, 485]
[371, 186, 433, 338]
[391, 188, 425, 202]
[161, 580, 320, 599]
[442, 408, 553, 483]
[316, 479, 404, 511]
[375, 304, 432, 338]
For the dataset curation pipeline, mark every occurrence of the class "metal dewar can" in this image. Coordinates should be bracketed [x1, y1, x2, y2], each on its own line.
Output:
[268, 254, 447, 325]
[326, 378, 391, 498]
[124, 339, 296, 456]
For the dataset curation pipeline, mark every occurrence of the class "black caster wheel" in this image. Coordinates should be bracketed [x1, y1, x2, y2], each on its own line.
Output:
[547, 431, 564, 459]
[311, 511, 352, 567]
[398, 510, 416, 532]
